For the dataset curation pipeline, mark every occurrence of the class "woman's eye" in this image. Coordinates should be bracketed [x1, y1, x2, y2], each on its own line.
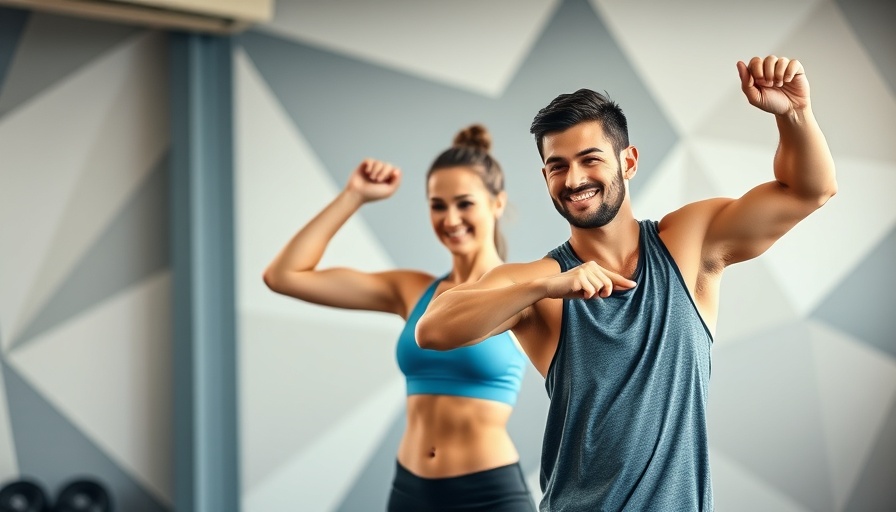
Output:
[430, 204, 446, 211]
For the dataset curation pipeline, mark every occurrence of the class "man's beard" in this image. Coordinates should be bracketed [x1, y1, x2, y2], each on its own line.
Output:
[551, 165, 625, 229]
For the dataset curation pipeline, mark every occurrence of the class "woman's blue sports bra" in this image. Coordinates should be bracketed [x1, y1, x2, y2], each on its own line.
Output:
[395, 276, 527, 406]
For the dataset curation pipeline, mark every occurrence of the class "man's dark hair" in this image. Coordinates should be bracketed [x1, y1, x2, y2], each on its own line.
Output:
[529, 89, 629, 161]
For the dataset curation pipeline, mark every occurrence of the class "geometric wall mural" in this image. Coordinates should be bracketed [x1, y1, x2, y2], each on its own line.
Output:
[2, 0, 892, 510]
[236, 0, 896, 511]
[0, 11, 137, 119]
[234, 45, 414, 512]
[240, 0, 679, 269]
[0, 8, 171, 511]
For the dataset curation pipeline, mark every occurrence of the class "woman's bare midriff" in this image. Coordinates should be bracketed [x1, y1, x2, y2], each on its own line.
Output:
[396, 394, 519, 478]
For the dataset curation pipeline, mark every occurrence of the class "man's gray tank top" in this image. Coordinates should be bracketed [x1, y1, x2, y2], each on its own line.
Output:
[541, 220, 713, 511]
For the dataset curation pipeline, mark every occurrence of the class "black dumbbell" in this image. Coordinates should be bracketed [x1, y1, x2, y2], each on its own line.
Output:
[0, 479, 51, 512]
[53, 479, 111, 512]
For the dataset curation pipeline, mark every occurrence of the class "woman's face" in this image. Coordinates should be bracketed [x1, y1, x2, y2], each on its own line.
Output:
[427, 167, 503, 257]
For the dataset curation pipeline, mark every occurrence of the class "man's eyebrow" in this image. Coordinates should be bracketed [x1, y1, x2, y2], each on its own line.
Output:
[545, 147, 604, 165]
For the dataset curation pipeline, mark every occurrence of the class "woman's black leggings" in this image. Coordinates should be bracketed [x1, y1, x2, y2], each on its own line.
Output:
[387, 460, 537, 512]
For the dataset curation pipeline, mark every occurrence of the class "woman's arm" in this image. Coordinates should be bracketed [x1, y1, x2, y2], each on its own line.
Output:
[263, 159, 425, 316]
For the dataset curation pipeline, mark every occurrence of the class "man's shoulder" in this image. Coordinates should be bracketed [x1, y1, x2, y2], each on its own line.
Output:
[658, 197, 733, 235]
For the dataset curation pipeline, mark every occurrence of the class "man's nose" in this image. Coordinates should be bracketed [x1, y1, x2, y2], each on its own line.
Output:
[566, 163, 588, 190]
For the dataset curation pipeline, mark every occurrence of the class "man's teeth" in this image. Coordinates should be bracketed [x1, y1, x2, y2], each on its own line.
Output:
[569, 189, 597, 201]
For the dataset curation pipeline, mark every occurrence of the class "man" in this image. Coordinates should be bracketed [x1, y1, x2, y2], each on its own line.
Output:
[415, 55, 836, 511]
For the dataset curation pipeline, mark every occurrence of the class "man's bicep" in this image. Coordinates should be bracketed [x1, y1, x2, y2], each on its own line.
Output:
[705, 181, 818, 265]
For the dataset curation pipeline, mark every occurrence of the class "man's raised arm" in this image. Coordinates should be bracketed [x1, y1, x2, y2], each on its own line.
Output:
[701, 56, 837, 265]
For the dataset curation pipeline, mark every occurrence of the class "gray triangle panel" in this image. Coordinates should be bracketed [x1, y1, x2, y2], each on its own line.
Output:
[834, 0, 896, 97]
[0, 11, 137, 117]
[2, 359, 170, 512]
[238, 0, 677, 266]
[241, 312, 408, 490]
[708, 321, 834, 511]
[334, 408, 405, 512]
[9, 153, 170, 352]
[843, 396, 896, 511]
[0, 7, 30, 104]
[811, 226, 896, 359]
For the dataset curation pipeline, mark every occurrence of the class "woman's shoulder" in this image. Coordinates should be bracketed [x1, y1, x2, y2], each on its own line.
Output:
[378, 269, 439, 319]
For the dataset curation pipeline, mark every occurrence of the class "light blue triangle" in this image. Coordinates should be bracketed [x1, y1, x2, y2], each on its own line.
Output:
[811, 226, 896, 359]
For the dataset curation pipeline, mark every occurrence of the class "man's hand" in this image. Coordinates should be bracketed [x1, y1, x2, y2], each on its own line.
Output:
[737, 55, 809, 115]
[538, 261, 636, 300]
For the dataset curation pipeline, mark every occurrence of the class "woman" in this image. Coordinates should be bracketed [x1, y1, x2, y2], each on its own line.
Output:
[263, 124, 535, 511]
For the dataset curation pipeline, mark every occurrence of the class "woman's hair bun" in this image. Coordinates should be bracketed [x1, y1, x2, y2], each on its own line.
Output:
[453, 124, 491, 152]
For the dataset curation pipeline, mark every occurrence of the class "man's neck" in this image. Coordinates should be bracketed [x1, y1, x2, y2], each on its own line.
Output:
[568, 212, 640, 278]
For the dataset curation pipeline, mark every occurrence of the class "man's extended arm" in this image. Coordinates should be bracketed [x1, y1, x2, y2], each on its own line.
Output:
[416, 259, 635, 351]
[415, 263, 545, 350]
[701, 56, 837, 265]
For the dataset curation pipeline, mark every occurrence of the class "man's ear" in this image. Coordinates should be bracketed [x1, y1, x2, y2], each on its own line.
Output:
[622, 146, 639, 180]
